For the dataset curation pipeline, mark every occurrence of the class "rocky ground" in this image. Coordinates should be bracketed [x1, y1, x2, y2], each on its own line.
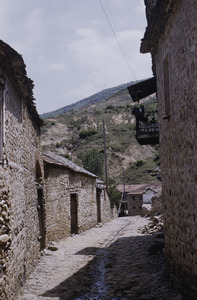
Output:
[16, 216, 183, 300]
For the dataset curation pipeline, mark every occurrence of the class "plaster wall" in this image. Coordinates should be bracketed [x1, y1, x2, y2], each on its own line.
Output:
[143, 189, 155, 204]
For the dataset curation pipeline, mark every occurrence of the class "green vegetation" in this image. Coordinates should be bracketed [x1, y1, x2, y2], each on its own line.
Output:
[79, 128, 98, 139]
[41, 84, 159, 186]
[40, 81, 135, 119]
[107, 178, 121, 208]
[121, 156, 160, 184]
[80, 149, 104, 178]
[135, 160, 144, 167]
[55, 142, 61, 148]
[61, 153, 72, 160]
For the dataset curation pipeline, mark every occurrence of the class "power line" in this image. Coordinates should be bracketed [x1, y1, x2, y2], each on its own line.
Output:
[61, 0, 89, 81]
[99, 0, 136, 81]
[49, 0, 79, 86]
[105, 0, 132, 66]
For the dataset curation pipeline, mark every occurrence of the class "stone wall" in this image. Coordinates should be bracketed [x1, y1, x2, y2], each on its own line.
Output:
[44, 165, 72, 242]
[127, 194, 142, 216]
[154, 0, 197, 293]
[99, 189, 116, 223]
[44, 163, 115, 245]
[0, 74, 43, 299]
[44, 164, 97, 243]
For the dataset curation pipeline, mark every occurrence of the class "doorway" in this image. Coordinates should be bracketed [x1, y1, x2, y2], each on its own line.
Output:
[96, 188, 101, 223]
[37, 187, 46, 250]
[70, 193, 78, 234]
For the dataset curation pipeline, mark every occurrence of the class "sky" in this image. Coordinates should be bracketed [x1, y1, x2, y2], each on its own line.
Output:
[0, 0, 152, 114]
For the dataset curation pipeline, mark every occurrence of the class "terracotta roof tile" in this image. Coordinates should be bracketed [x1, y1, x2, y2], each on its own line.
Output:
[117, 183, 161, 195]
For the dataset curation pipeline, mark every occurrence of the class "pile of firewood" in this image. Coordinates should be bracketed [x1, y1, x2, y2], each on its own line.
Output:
[139, 214, 164, 234]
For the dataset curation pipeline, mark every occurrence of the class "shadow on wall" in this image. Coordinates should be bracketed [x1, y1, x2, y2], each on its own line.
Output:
[41, 234, 185, 300]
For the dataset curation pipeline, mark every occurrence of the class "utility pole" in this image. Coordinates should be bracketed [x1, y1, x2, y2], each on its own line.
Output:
[117, 168, 126, 217]
[123, 167, 127, 215]
[103, 119, 108, 191]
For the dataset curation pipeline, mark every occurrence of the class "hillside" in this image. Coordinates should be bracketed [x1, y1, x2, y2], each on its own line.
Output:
[41, 85, 159, 185]
[40, 81, 134, 119]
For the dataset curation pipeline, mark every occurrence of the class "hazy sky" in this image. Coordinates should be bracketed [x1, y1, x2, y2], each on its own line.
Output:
[0, 0, 152, 114]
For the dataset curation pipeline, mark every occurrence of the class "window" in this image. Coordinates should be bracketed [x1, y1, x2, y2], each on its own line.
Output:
[163, 54, 171, 117]
[132, 196, 135, 201]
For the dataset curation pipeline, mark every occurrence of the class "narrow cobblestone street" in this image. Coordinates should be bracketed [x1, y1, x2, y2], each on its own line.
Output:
[17, 216, 183, 300]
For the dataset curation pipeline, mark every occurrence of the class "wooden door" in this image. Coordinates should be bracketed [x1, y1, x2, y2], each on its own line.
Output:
[37, 188, 46, 250]
[70, 193, 78, 234]
[96, 189, 101, 223]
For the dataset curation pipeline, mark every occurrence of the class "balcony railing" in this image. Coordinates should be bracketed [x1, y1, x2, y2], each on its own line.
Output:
[132, 106, 159, 145]
[136, 121, 159, 145]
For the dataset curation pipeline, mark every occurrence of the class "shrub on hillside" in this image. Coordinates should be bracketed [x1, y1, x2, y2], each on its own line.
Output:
[79, 128, 98, 139]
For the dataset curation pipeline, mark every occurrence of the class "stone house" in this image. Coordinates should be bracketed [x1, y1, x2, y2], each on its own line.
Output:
[0, 40, 44, 299]
[127, 193, 143, 216]
[140, 0, 197, 295]
[42, 153, 114, 244]
[0, 40, 116, 300]
[117, 183, 161, 216]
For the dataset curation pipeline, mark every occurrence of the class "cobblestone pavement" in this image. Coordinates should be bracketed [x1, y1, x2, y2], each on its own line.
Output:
[16, 216, 183, 300]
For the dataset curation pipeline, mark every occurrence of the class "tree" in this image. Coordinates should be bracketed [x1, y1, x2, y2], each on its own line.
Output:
[107, 178, 121, 208]
[81, 149, 104, 178]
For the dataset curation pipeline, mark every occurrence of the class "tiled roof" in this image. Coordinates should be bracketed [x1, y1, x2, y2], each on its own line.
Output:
[117, 183, 161, 195]
[42, 153, 97, 178]
[0, 40, 43, 126]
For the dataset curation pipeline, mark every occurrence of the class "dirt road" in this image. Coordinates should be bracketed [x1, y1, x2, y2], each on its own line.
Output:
[16, 216, 182, 300]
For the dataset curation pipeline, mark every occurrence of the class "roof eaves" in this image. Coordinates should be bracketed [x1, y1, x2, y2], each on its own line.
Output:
[0, 40, 43, 126]
[127, 77, 156, 102]
[42, 153, 98, 178]
[140, 0, 180, 54]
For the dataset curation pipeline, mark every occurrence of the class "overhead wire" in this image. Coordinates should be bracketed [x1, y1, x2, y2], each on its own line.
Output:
[99, 0, 137, 81]
[61, 0, 75, 43]
[105, 0, 131, 64]
[49, 0, 79, 86]
[61, 0, 89, 81]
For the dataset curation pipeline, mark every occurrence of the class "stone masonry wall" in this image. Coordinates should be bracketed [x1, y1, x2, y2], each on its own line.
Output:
[0, 75, 43, 299]
[100, 189, 116, 223]
[44, 165, 71, 243]
[127, 194, 142, 216]
[44, 165, 97, 243]
[73, 173, 97, 233]
[44, 164, 114, 245]
[154, 0, 197, 293]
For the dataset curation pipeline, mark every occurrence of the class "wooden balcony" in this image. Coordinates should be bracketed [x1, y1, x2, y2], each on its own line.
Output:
[132, 106, 159, 145]
[128, 78, 159, 145]
[136, 121, 159, 145]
